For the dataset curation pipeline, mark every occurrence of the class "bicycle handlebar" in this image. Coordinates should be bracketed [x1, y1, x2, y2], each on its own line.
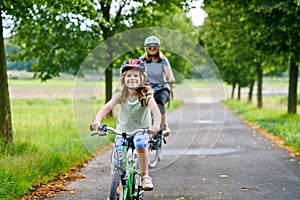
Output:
[90, 124, 148, 137]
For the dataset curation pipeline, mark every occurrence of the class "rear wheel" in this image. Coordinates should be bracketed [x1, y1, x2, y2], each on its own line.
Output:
[110, 171, 123, 200]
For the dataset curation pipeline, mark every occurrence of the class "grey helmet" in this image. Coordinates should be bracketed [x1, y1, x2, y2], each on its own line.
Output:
[144, 36, 161, 47]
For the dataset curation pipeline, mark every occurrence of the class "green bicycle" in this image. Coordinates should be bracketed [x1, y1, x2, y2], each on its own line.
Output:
[91, 124, 147, 200]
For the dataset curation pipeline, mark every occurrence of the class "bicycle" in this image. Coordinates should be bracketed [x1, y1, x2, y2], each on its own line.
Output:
[91, 124, 147, 200]
[148, 129, 166, 168]
[147, 81, 172, 168]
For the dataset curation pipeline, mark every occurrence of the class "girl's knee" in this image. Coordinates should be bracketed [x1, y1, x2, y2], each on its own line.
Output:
[135, 138, 147, 148]
[134, 136, 148, 149]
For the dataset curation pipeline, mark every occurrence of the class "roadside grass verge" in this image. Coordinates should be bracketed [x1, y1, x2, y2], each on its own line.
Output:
[0, 98, 110, 199]
[224, 98, 300, 153]
[0, 98, 182, 199]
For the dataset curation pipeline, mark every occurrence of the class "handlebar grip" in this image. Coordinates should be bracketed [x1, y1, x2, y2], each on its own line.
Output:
[90, 124, 94, 131]
[90, 124, 107, 131]
[90, 124, 108, 137]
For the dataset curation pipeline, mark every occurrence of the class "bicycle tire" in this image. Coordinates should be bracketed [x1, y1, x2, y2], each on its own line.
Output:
[132, 172, 144, 200]
[148, 140, 159, 168]
[109, 171, 123, 200]
[157, 135, 162, 161]
[132, 158, 144, 199]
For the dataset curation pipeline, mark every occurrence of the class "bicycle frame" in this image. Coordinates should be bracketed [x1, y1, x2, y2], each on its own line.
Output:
[116, 134, 144, 199]
[91, 125, 146, 200]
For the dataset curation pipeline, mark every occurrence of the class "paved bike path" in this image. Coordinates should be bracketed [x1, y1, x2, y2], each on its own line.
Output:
[51, 102, 300, 200]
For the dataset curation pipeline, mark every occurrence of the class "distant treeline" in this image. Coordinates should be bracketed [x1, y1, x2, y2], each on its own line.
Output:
[5, 39, 33, 70]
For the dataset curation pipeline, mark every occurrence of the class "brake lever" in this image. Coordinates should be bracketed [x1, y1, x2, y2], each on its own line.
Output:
[91, 131, 107, 137]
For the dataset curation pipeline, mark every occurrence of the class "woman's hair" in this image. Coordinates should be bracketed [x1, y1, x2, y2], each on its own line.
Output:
[118, 70, 153, 106]
[143, 51, 163, 63]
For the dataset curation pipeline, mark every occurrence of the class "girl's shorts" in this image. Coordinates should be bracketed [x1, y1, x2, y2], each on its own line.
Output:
[111, 131, 148, 167]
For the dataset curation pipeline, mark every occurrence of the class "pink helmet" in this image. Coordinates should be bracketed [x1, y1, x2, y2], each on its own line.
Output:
[120, 59, 147, 78]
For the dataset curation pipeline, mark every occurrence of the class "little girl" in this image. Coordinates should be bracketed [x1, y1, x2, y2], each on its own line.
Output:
[91, 59, 161, 190]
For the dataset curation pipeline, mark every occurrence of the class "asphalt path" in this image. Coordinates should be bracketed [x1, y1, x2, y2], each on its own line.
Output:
[51, 102, 300, 200]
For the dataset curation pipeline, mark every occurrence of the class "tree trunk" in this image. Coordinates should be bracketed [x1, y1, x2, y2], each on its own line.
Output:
[231, 83, 235, 99]
[237, 83, 241, 100]
[0, 14, 14, 148]
[256, 64, 263, 108]
[248, 80, 254, 103]
[104, 39, 113, 116]
[287, 55, 298, 114]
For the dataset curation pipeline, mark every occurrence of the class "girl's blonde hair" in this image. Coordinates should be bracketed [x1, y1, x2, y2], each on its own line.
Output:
[118, 70, 153, 105]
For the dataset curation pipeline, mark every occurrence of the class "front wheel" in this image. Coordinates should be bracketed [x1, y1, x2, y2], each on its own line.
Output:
[148, 140, 159, 168]
[110, 171, 124, 200]
[132, 159, 144, 199]
[132, 172, 144, 200]
[157, 135, 163, 161]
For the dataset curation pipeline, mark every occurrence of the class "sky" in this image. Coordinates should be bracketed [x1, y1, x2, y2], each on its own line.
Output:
[187, 0, 207, 26]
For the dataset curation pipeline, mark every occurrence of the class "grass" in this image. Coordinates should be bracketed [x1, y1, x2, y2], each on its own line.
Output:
[0, 97, 182, 199]
[8, 78, 106, 88]
[0, 98, 111, 199]
[224, 98, 300, 152]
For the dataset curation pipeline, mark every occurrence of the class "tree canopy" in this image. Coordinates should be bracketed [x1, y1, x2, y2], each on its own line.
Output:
[201, 0, 300, 112]
[1, 0, 199, 146]
[8, 0, 195, 80]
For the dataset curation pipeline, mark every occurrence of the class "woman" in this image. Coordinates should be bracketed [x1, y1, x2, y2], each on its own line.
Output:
[91, 59, 161, 190]
[140, 36, 176, 137]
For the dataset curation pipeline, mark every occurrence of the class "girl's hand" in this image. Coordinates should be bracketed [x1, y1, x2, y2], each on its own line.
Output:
[149, 126, 159, 135]
[168, 79, 176, 84]
[91, 121, 100, 131]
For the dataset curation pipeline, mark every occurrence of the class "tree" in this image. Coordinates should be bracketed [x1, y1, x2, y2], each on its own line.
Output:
[0, 10, 13, 148]
[201, 0, 296, 110]
[245, 0, 300, 113]
[200, 1, 257, 102]
[0, 0, 37, 148]
[10, 0, 195, 107]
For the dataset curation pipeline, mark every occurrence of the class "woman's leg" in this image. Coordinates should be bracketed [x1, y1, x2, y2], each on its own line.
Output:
[154, 90, 171, 136]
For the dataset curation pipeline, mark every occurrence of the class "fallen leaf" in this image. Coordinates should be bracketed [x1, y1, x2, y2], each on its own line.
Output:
[220, 174, 228, 178]
[70, 191, 77, 195]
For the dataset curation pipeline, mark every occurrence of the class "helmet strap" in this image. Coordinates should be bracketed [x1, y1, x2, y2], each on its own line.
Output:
[125, 84, 144, 91]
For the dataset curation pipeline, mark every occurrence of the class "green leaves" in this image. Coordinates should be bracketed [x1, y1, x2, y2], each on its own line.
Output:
[6, 0, 198, 81]
[201, 0, 299, 91]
